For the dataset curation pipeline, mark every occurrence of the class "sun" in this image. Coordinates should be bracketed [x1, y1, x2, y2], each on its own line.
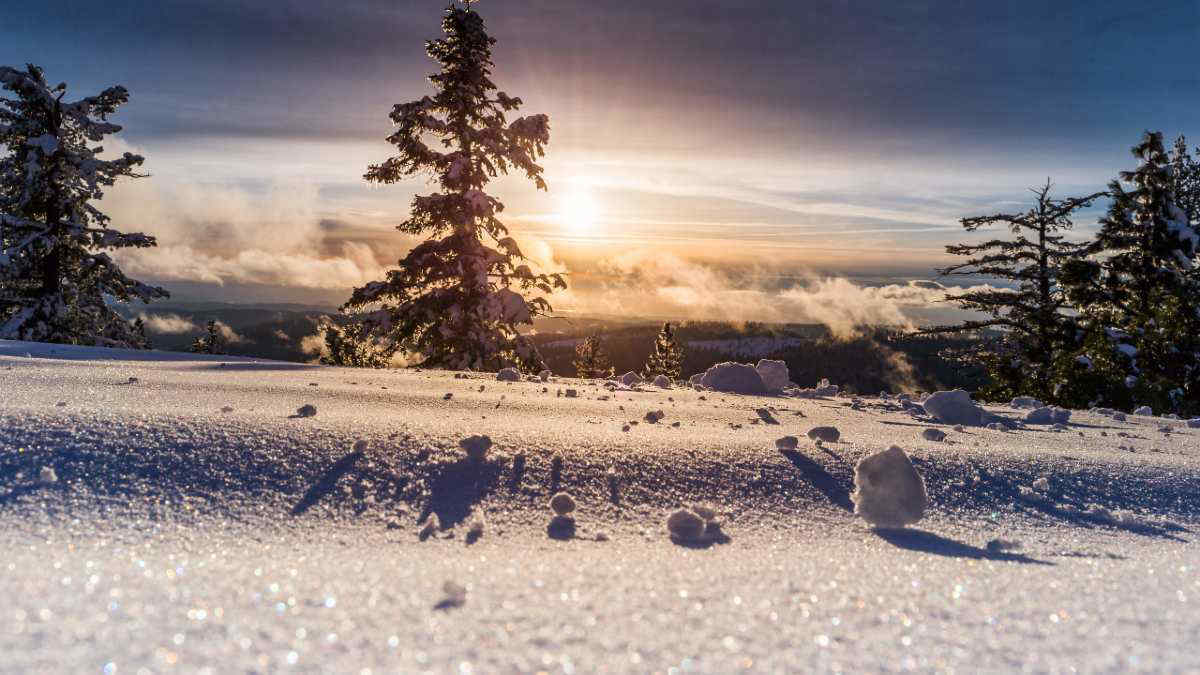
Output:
[558, 186, 601, 235]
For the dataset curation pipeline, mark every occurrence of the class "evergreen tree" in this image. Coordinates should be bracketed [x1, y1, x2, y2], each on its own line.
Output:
[573, 334, 613, 379]
[319, 315, 391, 369]
[190, 320, 226, 355]
[342, 3, 565, 373]
[1062, 131, 1200, 414]
[644, 321, 684, 379]
[0, 64, 167, 347]
[132, 316, 150, 349]
[1169, 134, 1200, 225]
[928, 180, 1105, 403]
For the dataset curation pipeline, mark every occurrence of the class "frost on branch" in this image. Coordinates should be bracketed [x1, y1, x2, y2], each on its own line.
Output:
[342, 5, 564, 372]
[0, 64, 167, 347]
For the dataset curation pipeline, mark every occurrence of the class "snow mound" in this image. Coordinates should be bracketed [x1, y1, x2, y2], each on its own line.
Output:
[1024, 406, 1071, 425]
[755, 359, 791, 392]
[921, 428, 946, 442]
[851, 445, 928, 528]
[806, 426, 840, 443]
[497, 368, 520, 382]
[652, 374, 671, 388]
[1133, 405, 1153, 416]
[922, 389, 985, 426]
[698, 362, 767, 394]
[1010, 396, 1044, 409]
[549, 492, 575, 516]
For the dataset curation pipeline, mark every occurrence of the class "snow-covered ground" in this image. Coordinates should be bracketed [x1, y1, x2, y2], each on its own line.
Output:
[1, 340, 1198, 672]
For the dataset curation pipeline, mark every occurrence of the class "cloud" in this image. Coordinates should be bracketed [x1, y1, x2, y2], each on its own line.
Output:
[136, 312, 198, 334]
[213, 321, 244, 344]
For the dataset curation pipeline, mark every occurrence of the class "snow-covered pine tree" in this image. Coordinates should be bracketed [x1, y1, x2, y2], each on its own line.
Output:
[341, 3, 565, 373]
[643, 321, 684, 380]
[1169, 134, 1200, 225]
[1062, 131, 1200, 414]
[190, 320, 226, 355]
[573, 334, 613, 379]
[0, 64, 167, 347]
[318, 314, 391, 368]
[927, 180, 1105, 404]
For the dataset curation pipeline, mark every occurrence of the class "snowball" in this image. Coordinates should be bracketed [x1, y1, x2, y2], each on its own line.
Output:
[851, 445, 928, 528]
[1010, 396, 1044, 409]
[755, 359, 791, 392]
[295, 404, 317, 417]
[459, 435, 492, 461]
[39, 466, 57, 484]
[666, 509, 707, 541]
[922, 390, 985, 426]
[699, 362, 767, 394]
[775, 435, 799, 451]
[538, 369, 552, 382]
[806, 426, 840, 443]
[652, 374, 671, 388]
[1133, 405, 1153, 416]
[549, 492, 576, 516]
[921, 428, 946, 442]
[619, 371, 642, 387]
[644, 410, 665, 424]
[497, 368, 520, 382]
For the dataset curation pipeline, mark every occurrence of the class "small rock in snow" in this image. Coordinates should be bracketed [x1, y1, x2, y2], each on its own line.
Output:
[443, 392, 453, 400]
[851, 445, 928, 528]
[55, 401, 67, 407]
[921, 428, 946, 442]
[666, 509, 707, 541]
[807, 426, 840, 443]
[459, 435, 492, 461]
[295, 404, 317, 417]
[549, 492, 576, 516]
[775, 435, 799, 451]
[39, 466, 58, 484]
[496, 368, 520, 382]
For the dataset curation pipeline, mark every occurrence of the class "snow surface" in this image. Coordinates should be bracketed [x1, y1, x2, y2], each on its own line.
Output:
[1, 340, 1199, 672]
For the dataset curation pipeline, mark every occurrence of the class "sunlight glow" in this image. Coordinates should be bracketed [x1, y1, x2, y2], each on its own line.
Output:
[558, 186, 601, 235]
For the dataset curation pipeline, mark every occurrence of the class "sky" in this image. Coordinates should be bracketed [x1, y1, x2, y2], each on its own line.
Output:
[3, 0, 1199, 324]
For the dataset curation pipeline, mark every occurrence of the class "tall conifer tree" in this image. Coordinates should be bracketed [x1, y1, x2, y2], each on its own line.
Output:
[342, 3, 565, 372]
[644, 322, 684, 380]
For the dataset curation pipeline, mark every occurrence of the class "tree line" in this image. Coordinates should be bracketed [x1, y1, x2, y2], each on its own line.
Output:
[2, 2, 1199, 414]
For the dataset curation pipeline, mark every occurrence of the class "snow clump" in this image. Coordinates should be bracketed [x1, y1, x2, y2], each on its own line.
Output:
[295, 404, 317, 417]
[922, 390, 986, 426]
[666, 508, 707, 541]
[1010, 396, 1044, 409]
[644, 410, 665, 424]
[39, 466, 58, 484]
[775, 435, 799, 451]
[619, 371, 642, 387]
[851, 445, 928, 528]
[496, 367, 520, 382]
[1133, 405, 1153, 416]
[549, 492, 576, 516]
[652, 374, 671, 388]
[459, 435, 492, 462]
[755, 359, 791, 392]
[698, 362, 767, 394]
[538, 369, 552, 382]
[922, 428, 946, 442]
[1024, 406, 1071, 425]
[807, 426, 840, 443]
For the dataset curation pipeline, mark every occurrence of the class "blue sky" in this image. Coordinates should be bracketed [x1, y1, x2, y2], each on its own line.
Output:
[3, 0, 1198, 318]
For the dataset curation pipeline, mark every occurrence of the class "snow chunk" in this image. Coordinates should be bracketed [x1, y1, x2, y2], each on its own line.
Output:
[698, 362, 767, 395]
[666, 509, 707, 541]
[295, 404, 317, 418]
[549, 492, 576, 516]
[851, 445, 928, 528]
[652, 374, 671, 388]
[644, 410, 665, 424]
[538, 369, 552, 382]
[755, 359, 791, 392]
[1133, 406, 1153, 416]
[1010, 396, 1044, 409]
[1187, 418, 1200, 429]
[619, 371, 642, 387]
[807, 426, 840, 443]
[775, 435, 799, 451]
[496, 367, 520, 382]
[922, 389, 985, 426]
[1025, 407, 1071, 425]
[39, 466, 58, 484]
[921, 428, 946, 442]
[459, 435, 492, 461]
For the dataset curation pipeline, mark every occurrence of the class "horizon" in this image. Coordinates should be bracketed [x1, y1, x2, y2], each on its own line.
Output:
[3, 0, 1198, 326]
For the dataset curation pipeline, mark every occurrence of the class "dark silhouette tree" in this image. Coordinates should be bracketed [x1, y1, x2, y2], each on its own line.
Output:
[1062, 131, 1200, 414]
[0, 64, 167, 346]
[190, 320, 226, 355]
[927, 180, 1104, 403]
[318, 315, 391, 368]
[341, 3, 565, 373]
